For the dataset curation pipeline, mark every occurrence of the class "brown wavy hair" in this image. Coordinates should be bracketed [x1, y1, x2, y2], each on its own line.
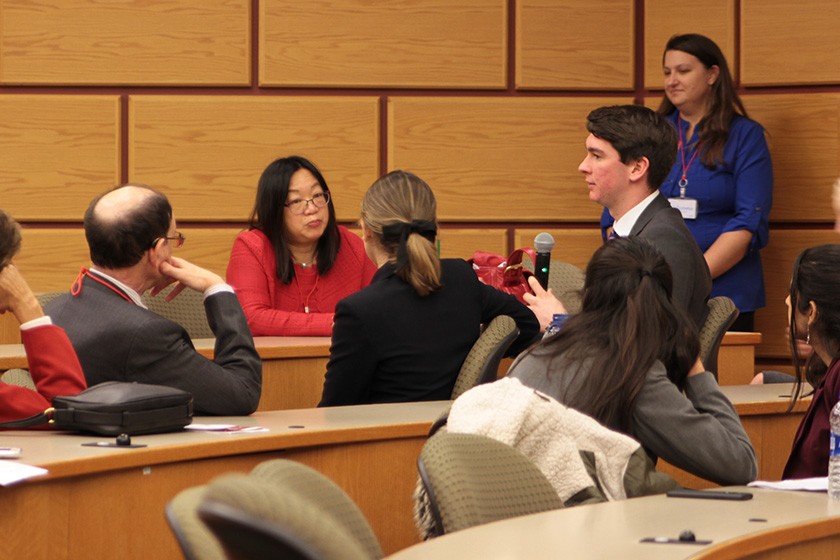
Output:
[657, 33, 748, 168]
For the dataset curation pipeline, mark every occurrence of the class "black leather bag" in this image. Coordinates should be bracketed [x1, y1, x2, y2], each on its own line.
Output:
[0, 381, 193, 436]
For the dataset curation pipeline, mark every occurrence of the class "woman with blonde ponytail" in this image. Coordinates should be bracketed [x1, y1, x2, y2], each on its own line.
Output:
[319, 171, 539, 406]
[509, 236, 756, 486]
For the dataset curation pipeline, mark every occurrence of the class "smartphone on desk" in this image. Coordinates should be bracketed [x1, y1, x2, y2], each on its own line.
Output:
[666, 488, 752, 501]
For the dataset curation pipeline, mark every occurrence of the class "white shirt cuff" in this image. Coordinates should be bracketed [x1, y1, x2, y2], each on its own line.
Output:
[204, 283, 234, 299]
[20, 316, 53, 330]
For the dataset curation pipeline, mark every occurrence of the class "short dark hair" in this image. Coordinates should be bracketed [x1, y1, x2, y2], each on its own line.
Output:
[586, 105, 678, 190]
[0, 209, 22, 270]
[248, 156, 340, 284]
[84, 185, 172, 268]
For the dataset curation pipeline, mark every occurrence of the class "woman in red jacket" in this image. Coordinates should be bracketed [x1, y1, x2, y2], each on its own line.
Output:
[0, 210, 86, 423]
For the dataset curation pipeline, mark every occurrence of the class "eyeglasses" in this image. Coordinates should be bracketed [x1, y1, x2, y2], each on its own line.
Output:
[151, 232, 186, 248]
[284, 192, 330, 215]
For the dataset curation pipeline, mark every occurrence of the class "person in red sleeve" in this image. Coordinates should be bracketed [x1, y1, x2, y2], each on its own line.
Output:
[0, 210, 86, 423]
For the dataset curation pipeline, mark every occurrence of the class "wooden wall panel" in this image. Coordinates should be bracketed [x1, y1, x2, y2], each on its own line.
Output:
[755, 229, 839, 358]
[643, 0, 735, 89]
[741, 0, 840, 86]
[516, 0, 634, 90]
[173, 227, 244, 278]
[347, 226, 506, 263]
[0, 0, 250, 86]
[129, 96, 379, 222]
[438, 229, 507, 260]
[0, 95, 120, 221]
[14, 227, 245, 294]
[388, 96, 632, 222]
[14, 228, 88, 294]
[744, 93, 840, 222]
[514, 228, 602, 270]
[260, 0, 506, 88]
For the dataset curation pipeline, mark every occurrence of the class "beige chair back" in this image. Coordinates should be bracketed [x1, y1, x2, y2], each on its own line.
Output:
[1, 368, 36, 390]
[450, 315, 518, 400]
[416, 432, 563, 538]
[141, 287, 213, 339]
[699, 296, 739, 378]
[166, 459, 383, 560]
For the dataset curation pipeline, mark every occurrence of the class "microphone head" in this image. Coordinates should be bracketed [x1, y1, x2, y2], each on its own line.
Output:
[534, 232, 555, 253]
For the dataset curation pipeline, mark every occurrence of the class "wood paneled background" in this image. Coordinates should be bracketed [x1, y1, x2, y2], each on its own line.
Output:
[1, 0, 838, 367]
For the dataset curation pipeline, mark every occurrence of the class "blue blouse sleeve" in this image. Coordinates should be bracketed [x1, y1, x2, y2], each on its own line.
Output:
[722, 119, 773, 252]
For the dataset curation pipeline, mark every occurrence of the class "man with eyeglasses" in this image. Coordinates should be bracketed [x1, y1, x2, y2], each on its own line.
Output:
[46, 184, 262, 415]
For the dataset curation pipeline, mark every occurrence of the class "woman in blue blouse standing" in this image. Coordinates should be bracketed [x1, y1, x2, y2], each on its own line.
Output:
[602, 33, 773, 331]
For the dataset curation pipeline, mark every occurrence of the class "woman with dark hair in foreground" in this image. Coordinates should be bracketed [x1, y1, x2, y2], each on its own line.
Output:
[509, 236, 756, 486]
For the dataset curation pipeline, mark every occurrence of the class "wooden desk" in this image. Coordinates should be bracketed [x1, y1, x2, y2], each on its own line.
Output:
[193, 336, 331, 410]
[0, 401, 449, 560]
[388, 487, 840, 560]
[0, 329, 762, 408]
[718, 331, 763, 385]
[0, 385, 812, 559]
[660, 383, 809, 489]
[0, 336, 332, 412]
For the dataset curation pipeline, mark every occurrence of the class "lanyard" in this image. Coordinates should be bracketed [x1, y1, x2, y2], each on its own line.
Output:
[71, 267, 134, 304]
[677, 115, 701, 198]
[294, 268, 320, 313]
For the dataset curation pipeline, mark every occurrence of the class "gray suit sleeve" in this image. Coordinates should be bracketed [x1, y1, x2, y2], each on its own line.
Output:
[125, 292, 262, 415]
[632, 364, 757, 485]
[642, 220, 700, 315]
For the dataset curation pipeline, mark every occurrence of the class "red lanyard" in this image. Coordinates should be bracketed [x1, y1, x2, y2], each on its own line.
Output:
[71, 267, 134, 304]
[677, 115, 701, 197]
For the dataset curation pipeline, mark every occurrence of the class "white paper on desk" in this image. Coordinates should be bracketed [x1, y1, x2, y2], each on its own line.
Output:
[748, 477, 828, 492]
[0, 460, 48, 486]
[185, 423, 268, 433]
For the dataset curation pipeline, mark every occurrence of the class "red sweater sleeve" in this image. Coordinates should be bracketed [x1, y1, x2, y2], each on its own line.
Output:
[0, 324, 87, 424]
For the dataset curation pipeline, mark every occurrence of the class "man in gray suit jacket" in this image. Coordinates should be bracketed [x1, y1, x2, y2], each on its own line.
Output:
[526, 105, 711, 330]
[46, 184, 262, 415]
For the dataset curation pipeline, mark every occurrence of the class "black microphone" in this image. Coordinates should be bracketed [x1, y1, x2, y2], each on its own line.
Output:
[533, 232, 554, 289]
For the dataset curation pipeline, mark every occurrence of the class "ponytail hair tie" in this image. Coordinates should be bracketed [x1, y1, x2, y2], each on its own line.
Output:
[381, 220, 437, 271]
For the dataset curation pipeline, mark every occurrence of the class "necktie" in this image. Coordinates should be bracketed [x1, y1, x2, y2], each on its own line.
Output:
[607, 229, 620, 241]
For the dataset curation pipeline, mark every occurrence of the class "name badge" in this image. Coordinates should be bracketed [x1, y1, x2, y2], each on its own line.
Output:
[668, 197, 699, 220]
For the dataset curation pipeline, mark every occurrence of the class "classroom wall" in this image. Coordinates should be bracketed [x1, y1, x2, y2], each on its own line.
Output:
[1, 0, 838, 365]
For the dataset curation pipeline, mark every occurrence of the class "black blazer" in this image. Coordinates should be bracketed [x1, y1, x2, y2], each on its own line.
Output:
[46, 274, 262, 415]
[630, 193, 712, 328]
[319, 259, 539, 406]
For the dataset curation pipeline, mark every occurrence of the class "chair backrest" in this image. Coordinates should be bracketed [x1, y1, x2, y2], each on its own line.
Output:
[450, 315, 519, 400]
[698, 296, 739, 379]
[547, 261, 585, 314]
[197, 460, 382, 560]
[141, 287, 214, 339]
[165, 485, 227, 560]
[198, 500, 320, 560]
[0, 368, 36, 390]
[35, 291, 64, 308]
[417, 432, 563, 537]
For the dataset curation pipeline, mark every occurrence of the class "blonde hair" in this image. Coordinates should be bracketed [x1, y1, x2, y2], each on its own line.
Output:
[361, 171, 441, 296]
